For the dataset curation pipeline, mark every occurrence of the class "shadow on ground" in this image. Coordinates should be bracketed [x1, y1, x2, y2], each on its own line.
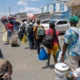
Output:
[42, 64, 55, 69]
[11, 44, 20, 47]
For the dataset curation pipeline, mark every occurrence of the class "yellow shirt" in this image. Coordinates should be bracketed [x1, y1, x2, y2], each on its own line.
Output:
[33, 25, 45, 39]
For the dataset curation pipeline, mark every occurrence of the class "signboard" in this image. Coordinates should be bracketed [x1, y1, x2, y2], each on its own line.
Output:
[40, 2, 69, 13]
[44, 6, 47, 13]
[60, 3, 64, 11]
[49, 4, 53, 13]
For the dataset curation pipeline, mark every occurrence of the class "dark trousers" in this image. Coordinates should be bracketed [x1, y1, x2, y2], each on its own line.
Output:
[27, 34, 34, 49]
[34, 38, 37, 49]
[36, 35, 44, 54]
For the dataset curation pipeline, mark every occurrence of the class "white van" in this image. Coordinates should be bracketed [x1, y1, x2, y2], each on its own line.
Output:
[41, 19, 70, 33]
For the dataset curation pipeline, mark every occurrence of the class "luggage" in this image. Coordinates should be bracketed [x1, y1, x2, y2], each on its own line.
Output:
[56, 50, 62, 62]
[38, 47, 48, 60]
[2, 31, 8, 42]
[0, 59, 12, 80]
[22, 34, 27, 44]
[0, 59, 7, 76]
[10, 35, 18, 46]
[18, 31, 23, 40]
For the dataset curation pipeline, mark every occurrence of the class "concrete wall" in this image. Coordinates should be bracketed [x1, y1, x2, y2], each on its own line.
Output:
[71, 6, 80, 16]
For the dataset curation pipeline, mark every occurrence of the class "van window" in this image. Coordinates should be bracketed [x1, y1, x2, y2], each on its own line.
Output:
[57, 21, 68, 25]
[41, 20, 50, 24]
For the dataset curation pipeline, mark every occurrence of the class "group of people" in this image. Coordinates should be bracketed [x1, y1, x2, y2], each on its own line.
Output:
[1, 15, 80, 80]
[61, 15, 80, 80]
[26, 16, 80, 80]
[2, 16, 21, 46]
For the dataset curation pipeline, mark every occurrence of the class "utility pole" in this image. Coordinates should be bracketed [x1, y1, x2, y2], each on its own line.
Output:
[9, 6, 11, 16]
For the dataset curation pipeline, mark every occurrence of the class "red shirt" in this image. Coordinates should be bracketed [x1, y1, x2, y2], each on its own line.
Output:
[46, 28, 59, 44]
[6, 23, 14, 30]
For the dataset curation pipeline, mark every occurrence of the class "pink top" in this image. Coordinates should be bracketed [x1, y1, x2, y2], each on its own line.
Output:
[46, 28, 59, 44]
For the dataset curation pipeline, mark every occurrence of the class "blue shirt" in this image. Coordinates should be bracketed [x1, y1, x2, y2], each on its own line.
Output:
[64, 28, 78, 56]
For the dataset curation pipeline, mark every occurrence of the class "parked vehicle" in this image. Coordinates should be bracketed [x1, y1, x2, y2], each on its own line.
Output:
[41, 19, 50, 30]
[41, 19, 70, 33]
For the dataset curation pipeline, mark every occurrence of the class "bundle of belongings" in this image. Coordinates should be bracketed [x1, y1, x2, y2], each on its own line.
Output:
[0, 58, 12, 80]
[10, 34, 18, 47]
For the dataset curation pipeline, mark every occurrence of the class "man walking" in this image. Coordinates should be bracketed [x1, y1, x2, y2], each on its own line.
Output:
[61, 16, 80, 80]
[33, 20, 45, 54]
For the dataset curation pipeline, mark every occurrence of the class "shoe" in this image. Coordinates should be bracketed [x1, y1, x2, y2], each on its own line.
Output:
[4, 43, 9, 45]
[46, 61, 50, 66]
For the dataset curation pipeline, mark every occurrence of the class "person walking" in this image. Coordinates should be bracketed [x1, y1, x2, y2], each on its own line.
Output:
[61, 16, 80, 80]
[46, 21, 61, 66]
[5, 21, 14, 44]
[27, 20, 34, 49]
[33, 20, 45, 54]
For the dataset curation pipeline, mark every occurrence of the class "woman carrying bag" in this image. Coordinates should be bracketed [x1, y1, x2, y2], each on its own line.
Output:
[46, 21, 61, 66]
[5, 21, 14, 44]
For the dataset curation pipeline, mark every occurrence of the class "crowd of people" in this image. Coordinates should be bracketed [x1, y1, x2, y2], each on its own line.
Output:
[0, 15, 80, 80]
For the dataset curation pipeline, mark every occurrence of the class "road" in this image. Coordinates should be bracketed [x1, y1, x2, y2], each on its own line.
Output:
[0, 23, 64, 80]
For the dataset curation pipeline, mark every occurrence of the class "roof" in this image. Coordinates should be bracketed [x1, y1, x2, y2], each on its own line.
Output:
[66, 0, 80, 6]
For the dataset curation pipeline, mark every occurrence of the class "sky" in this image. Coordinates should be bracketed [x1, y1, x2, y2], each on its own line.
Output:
[0, 0, 56, 16]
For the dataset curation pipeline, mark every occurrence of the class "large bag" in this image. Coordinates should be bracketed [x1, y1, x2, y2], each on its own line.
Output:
[22, 34, 27, 44]
[0, 59, 7, 76]
[18, 31, 23, 40]
[0, 59, 12, 80]
[56, 50, 62, 62]
[10, 34, 18, 46]
[42, 30, 53, 49]
[38, 47, 48, 60]
[2, 31, 8, 42]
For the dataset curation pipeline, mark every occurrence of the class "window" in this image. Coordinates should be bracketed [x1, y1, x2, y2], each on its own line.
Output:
[57, 21, 68, 25]
[41, 20, 50, 24]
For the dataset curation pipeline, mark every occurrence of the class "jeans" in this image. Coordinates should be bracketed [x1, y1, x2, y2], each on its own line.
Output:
[7, 30, 12, 41]
[14, 25, 19, 31]
[27, 34, 34, 49]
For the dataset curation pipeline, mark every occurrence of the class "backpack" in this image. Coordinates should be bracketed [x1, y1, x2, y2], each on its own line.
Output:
[71, 27, 80, 56]
[42, 30, 53, 49]
[27, 25, 33, 34]
[37, 26, 45, 36]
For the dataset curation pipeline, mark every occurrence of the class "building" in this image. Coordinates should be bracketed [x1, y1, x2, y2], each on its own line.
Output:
[66, 0, 80, 15]
[15, 12, 27, 22]
[38, 1, 70, 21]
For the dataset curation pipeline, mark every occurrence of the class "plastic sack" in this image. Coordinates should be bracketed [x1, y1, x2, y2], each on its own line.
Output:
[22, 35, 27, 44]
[2, 29, 6, 33]
[38, 47, 48, 60]
[56, 50, 67, 62]
[56, 50, 62, 62]
[2, 31, 8, 42]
